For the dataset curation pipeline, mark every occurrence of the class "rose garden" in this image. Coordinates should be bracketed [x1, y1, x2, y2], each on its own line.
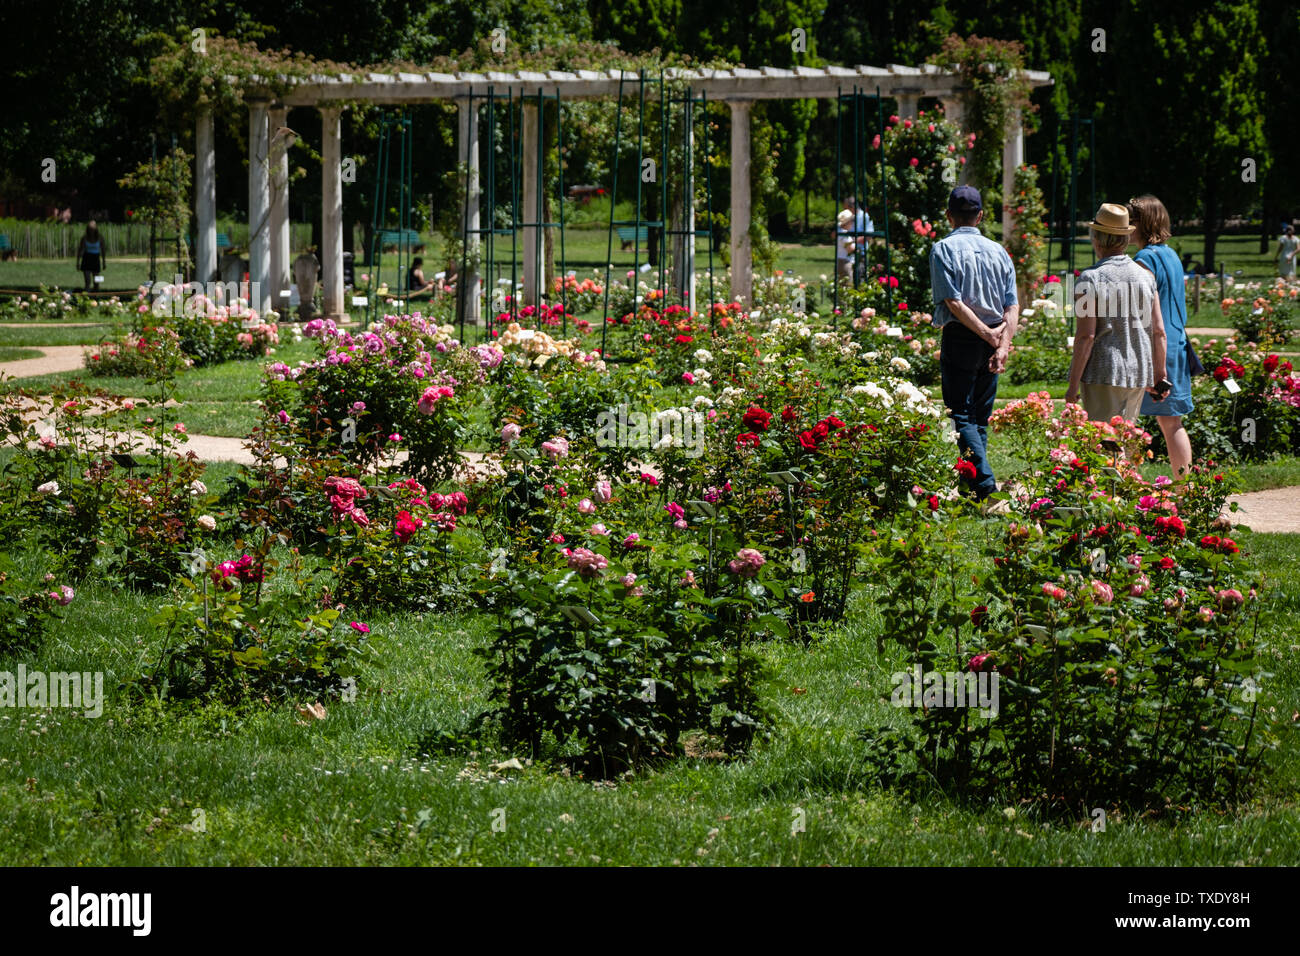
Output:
[1, 9, 1298, 870]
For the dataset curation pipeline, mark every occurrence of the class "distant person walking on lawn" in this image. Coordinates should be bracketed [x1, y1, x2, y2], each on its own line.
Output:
[75, 221, 105, 292]
[1129, 194, 1193, 477]
[1065, 203, 1168, 428]
[1277, 225, 1298, 281]
[929, 185, 1019, 501]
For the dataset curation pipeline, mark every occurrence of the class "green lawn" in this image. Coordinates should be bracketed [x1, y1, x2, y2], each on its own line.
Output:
[0, 513, 1295, 866]
[0, 321, 132, 347]
[0, 347, 41, 362]
[0, 256, 156, 293]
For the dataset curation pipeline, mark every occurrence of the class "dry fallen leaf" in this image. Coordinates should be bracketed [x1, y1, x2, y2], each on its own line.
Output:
[491, 757, 525, 773]
[296, 701, 327, 721]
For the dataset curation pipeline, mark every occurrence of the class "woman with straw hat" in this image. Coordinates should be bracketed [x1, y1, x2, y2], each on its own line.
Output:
[1065, 203, 1169, 426]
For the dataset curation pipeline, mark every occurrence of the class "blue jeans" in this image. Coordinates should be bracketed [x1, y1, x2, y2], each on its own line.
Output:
[940, 322, 1000, 499]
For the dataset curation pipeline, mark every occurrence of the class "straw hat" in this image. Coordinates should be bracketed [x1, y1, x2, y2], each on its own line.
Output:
[1089, 202, 1135, 236]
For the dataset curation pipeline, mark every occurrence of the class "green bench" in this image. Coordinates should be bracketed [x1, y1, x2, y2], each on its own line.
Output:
[190, 233, 232, 249]
[615, 226, 649, 249]
[616, 226, 713, 251]
[376, 228, 422, 248]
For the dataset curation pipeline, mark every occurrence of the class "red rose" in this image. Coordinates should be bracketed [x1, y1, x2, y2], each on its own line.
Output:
[1158, 556, 1177, 570]
[742, 406, 773, 431]
[968, 653, 992, 672]
[1213, 365, 1230, 383]
[814, 421, 830, 439]
[927, 494, 940, 511]
[799, 430, 819, 451]
[954, 459, 977, 480]
[1264, 354, 1280, 374]
[970, 605, 988, 627]
[781, 405, 796, 423]
[1154, 515, 1186, 539]
[1199, 534, 1220, 549]
[736, 432, 760, 447]
[674, 334, 693, 345]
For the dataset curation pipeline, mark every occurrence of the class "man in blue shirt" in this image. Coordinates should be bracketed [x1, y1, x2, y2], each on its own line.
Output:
[929, 186, 1019, 500]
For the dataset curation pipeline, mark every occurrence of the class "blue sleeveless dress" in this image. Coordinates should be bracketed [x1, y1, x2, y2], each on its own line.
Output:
[1136, 243, 1194, 417]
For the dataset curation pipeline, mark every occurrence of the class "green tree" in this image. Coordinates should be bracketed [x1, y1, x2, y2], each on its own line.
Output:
[1104, 0, 1267, 269]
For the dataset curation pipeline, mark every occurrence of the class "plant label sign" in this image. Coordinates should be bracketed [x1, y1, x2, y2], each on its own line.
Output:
[351, 296, 368, 307]
[94, 275, 104, 284]
[885, 327, 904, 338]
[1223, 378, 1241, 394]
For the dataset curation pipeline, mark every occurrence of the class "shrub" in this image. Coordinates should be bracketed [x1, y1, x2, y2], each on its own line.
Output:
[84, 326, 188, 379]
[862, 423, 1277, 812]
[134, 548, 372, 704]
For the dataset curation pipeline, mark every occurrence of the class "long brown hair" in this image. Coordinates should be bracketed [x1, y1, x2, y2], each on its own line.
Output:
[83, 221, 100, 242]
[1127, 195, 1171, 245]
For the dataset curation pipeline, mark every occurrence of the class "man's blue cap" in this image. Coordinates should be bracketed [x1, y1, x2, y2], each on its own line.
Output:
[948, 185, 982, 212]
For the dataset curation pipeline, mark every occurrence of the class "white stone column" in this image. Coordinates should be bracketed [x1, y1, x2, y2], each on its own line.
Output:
[458, 97, 481, 324]
[247, 99, 271, 314]
[896, 93, 920, 121]
[269, 104, 291, 315]
[729, 101, 752, 307]
[941, 96, 970, 185]
[521, 101, 540, 307]
[195, 108, 217, 283]
[1001, 108, 1025, 240]
[320, 106, 345, 321]
[940, 95, 966, 132]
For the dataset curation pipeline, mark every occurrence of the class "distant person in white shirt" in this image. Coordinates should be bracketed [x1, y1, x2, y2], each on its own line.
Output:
[835, 209, 856, 281]
[841, 196, 874, 281]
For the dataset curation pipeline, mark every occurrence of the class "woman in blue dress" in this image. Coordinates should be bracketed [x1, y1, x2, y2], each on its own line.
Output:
[1128, 195, 1194, 477]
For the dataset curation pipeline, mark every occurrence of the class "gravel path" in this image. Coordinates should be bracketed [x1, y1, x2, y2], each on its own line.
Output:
[0, 345, 86, 379]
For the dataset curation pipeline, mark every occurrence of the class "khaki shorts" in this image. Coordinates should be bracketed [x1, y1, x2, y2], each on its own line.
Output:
[1082, 382, 1145, 423]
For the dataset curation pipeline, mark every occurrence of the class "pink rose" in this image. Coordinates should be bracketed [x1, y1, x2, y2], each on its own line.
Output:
[577, 498, 597, 515]
[594, 480, 612, 503]
[726, 547, 766, 578]
[566, 547, 608, 578]
[541, 437, 570, 460]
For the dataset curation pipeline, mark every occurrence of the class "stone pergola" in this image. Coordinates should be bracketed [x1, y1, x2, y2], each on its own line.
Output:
[194, 63, 1052, 319]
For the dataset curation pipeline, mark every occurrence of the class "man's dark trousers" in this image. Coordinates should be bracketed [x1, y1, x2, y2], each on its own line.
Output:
[940, 321, 1000, 499]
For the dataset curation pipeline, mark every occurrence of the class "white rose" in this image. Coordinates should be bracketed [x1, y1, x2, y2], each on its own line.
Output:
[197, 515, 217, 532]
[189, 480, 208, 496]
[37, 480, 60, 496]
